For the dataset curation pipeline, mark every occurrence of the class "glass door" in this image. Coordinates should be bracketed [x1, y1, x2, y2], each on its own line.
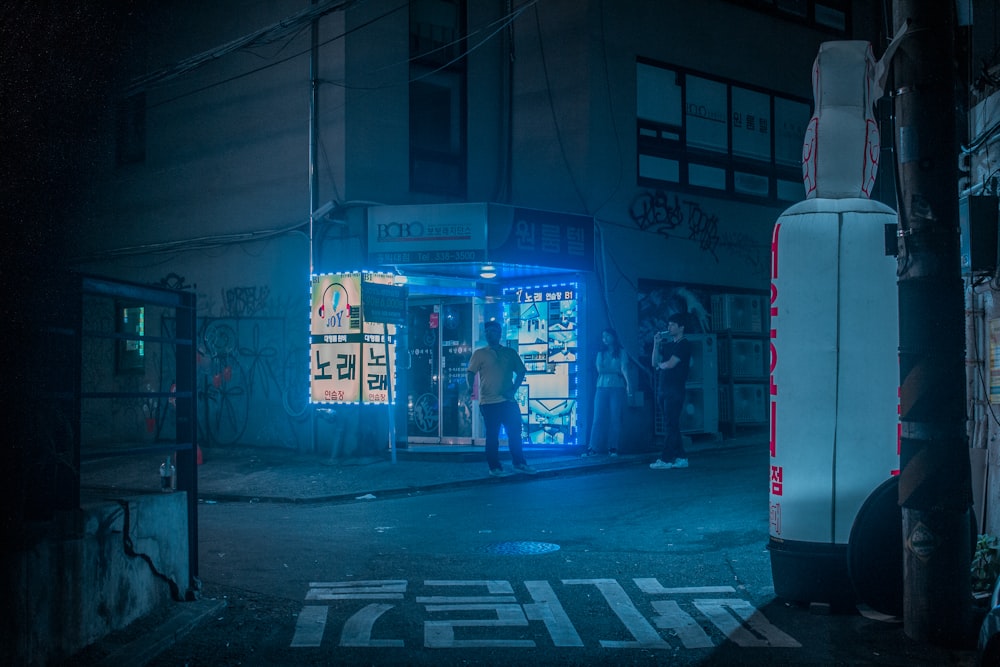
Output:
[406, 300, 474, 444]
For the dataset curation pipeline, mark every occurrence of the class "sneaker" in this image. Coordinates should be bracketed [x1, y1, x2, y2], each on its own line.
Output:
[671, 458, 689, 468]
[513, 463, 538, 475]
[649, 459, 674, 469]
[580, 449, 598, 458]
[609, 450, 618, 458]
[489, 467, 512, 477]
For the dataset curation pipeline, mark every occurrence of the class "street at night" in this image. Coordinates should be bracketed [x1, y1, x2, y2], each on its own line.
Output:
[9, 3, 1000, 664]
[122, 446, 976, 666]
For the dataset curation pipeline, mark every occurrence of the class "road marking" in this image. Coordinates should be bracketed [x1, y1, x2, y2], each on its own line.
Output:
[651, 600, 714, 648]
[425, 604, 535, 648]
[292, 577, 801, 651]
[694, 598, 801, 647]
[635, 579, 737, 595]
[341, 603, 404, 647]
[290, 605, 328, 647]
[563, 578, 670, 649]
[523, 580, 584, 647]
[307, 580, 406, 600]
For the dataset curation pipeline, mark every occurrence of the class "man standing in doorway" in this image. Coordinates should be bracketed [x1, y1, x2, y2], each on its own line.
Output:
[650, 312, 692, 470]
[467, 319, 537, 477]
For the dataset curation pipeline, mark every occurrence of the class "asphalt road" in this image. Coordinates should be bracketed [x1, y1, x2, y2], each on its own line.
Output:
[135, 446, 979, 666]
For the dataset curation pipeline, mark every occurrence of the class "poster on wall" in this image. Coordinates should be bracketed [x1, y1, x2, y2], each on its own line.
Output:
[310, 272, 398, 404]
[637, 281, 714, 347]
[638, 279, 768, 432]
[504, 282, 581, 446]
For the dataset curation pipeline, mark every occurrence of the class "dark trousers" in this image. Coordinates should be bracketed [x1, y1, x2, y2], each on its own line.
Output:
[590, 386, 626, 453]
[659, 390, 686, 462]
[480, 400, 527, 470]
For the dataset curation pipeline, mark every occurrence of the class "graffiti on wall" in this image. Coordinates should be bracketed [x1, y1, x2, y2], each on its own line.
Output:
[197, 314, 309, 447]
[165, 280, 309, 449]
[627, 188, 770, 278]
[628, 189, 720, 259]
[221, 285, 271, 318]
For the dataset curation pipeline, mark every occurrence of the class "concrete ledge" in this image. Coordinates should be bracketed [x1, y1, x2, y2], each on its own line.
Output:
[96, 598, 226, 667]
[5, 492, 190, 666]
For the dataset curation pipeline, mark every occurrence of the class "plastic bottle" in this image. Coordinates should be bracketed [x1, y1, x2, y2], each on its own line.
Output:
[160, 456, 174, 492]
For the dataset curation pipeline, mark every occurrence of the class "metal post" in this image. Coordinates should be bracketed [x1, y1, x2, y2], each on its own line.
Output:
[891, 0, 974, 645]
[309, 1, 320, 452]
[309, 0, 320, 274]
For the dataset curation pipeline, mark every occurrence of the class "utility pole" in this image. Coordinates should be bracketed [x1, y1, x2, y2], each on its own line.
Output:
[891, 0, 974, 646]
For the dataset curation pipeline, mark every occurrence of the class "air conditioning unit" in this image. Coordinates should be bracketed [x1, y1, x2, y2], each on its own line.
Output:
[685, 334, 717, 384]
[680, 386, 719, 434]
[730, 338, 766, 379]
[731, 383, 768, 424]
[654, 386, 720, 435]
[712, 294, 765, 333]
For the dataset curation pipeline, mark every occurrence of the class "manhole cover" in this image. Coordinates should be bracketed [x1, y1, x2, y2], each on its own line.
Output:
[482, 541, 561, 555]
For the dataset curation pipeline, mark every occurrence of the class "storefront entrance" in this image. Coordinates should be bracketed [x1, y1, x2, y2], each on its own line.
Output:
[405, 300, 477, 445]
[402, 280, 584, 449]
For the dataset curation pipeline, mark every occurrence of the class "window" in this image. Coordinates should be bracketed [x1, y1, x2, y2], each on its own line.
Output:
[409, 0, 467, 197]
[636, 59, 812, 204]
[116, 302, 145, 374]
[723, 0, 850, 34]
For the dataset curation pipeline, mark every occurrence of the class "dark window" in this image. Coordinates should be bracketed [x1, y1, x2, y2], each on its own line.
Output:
[409, 0, 467, 197]
[636, 59, 811, 205]
[723, 0, 850, 35]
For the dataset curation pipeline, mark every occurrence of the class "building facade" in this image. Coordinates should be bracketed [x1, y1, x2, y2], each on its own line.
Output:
[72, 0, 881, 459]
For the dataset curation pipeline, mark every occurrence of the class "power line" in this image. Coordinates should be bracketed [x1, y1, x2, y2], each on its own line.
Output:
[136, 1, 536, 109]
[126, 0, 362, 96]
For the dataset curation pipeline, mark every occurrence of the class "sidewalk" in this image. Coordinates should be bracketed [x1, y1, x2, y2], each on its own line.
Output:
[81, 431, 766, 504]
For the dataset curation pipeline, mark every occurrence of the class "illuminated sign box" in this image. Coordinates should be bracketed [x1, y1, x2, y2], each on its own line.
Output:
[366, 203, 594, 273]
[504, 282, 581, 446]
[310, 272, 404, 405]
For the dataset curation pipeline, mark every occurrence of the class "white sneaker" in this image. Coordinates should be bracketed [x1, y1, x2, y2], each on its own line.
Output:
[514, 463, 537, 475]
[649, 459, 673, 470]
[672, 458, 689, 469]
[489, 467, 512, 477]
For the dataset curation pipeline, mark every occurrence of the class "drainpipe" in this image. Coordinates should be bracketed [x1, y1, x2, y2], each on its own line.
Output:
[892, 0, 974, 645]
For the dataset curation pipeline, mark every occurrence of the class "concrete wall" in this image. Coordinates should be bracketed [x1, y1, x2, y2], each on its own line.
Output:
[3, 492, 190, 666]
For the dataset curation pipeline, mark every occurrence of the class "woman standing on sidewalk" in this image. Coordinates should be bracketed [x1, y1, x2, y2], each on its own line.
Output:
[584, 328, 632, 457]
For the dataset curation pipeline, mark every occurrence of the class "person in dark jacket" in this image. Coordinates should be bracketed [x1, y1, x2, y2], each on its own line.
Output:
[650, 312, 691, 469]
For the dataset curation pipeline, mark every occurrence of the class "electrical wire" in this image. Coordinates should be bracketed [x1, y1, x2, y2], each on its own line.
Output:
[592, 0, 624, 216]
[71, 218, 310, 264]
[143, 3, 409, 109]
[138, 1, 535, 108]
[532, 3, 590, 213]
[593, 219, 645, 384]
[406, 3, 534, 88]
[126, 0, 362, 96]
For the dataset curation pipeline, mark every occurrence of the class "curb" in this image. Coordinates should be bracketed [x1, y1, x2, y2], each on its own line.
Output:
[96, 598, 227, 667]
[195, 453, 654, 505]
